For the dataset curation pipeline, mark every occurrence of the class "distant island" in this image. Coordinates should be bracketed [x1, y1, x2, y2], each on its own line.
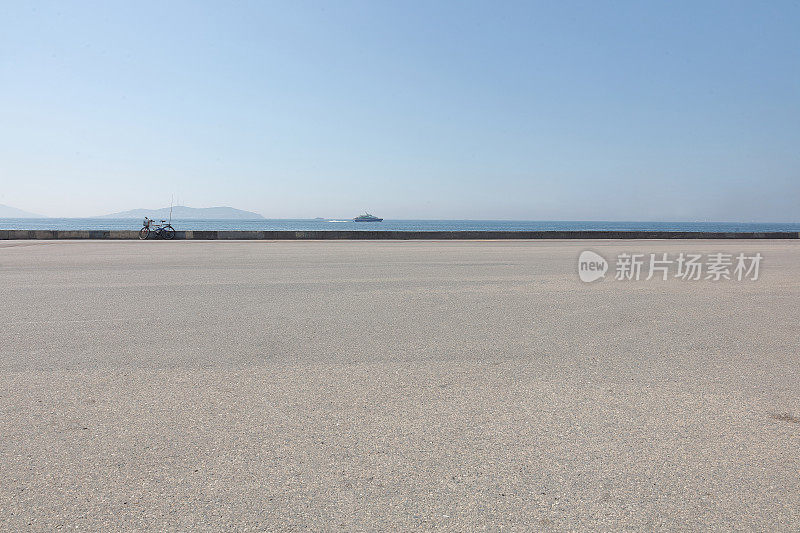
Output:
[0, 204, 44, 218]
[96, 205, 264, 220]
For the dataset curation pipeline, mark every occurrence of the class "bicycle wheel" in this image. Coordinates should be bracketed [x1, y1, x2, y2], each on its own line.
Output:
[163, 226, 176, 240]
[139, 227, 150, 240]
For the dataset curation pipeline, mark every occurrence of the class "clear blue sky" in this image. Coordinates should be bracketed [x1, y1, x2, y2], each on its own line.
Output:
[1, 1, 799, 220]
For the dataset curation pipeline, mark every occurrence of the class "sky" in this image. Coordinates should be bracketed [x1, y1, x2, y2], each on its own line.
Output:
[1, 1, 799, 220]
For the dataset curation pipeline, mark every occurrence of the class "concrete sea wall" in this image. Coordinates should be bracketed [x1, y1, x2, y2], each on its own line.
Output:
[1, 230, 798, 240]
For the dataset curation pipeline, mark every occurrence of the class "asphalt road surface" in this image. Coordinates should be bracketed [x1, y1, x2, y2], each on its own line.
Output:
[1, 240, 798, 530]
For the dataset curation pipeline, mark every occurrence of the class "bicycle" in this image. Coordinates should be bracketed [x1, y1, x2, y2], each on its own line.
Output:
[139, 217, 176, 240]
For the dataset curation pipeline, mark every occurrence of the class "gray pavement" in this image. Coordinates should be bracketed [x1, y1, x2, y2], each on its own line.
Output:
[1, 239, 799, 530]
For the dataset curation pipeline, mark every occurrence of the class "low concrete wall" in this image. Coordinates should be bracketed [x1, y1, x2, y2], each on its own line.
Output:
[1, 230, 798, 240]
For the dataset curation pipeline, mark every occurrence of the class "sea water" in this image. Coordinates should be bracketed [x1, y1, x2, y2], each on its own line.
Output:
[1, 218, 799, 232]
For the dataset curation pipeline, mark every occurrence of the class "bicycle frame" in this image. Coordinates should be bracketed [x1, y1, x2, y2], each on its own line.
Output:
[140, 218, 176, 239]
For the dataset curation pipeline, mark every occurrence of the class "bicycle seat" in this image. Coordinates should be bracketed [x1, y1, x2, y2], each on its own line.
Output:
[160, 220, 167, 222]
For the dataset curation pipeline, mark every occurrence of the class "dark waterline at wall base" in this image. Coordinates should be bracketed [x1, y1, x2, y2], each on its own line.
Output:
[1, 230, 798, 240]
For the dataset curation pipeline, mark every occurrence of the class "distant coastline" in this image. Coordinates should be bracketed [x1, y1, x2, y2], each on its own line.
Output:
[0, 204, 44, 218]
[95, 205, 264, 220]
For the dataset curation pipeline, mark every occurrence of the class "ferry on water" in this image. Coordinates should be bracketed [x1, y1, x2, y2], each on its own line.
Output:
[353, 213, 383, 222]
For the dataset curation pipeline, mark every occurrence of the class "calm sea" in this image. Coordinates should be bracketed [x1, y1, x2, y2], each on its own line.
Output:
[1, 218, 799, 232]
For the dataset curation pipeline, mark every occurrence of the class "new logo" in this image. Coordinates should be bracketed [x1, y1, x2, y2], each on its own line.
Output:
[578, 250, 608, 282]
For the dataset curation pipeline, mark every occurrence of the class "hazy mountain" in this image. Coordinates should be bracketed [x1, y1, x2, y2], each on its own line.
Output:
[97, 206, 264, 220]
[0, 204, 45, 218]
